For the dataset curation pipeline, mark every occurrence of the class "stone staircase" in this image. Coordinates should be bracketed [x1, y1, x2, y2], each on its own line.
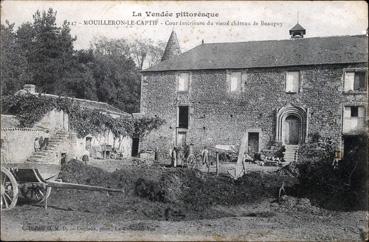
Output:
[284, 145, 299, 163]
[27, 130, 69, 163]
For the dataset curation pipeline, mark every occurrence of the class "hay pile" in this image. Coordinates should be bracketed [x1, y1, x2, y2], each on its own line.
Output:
[134, 169, 281, 210]
[59, 159, 164, 193]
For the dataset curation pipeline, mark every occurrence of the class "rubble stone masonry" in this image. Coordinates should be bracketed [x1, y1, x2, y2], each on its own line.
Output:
[140, 63, 368, 158]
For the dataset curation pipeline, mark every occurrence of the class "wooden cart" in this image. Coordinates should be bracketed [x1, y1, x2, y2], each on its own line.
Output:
[1, 162, 122, 211]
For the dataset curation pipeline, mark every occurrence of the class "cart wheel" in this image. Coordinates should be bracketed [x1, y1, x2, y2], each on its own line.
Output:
[1, 167, 19, 210]
[21, 183, 51, 204]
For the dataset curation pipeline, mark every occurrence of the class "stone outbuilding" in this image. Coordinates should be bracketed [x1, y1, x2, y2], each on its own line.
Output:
[1, 85, 133, 165]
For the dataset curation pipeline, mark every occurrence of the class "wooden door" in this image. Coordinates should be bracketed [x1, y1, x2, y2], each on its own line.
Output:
[248, 132, 259, 156]
[285, 116, 300, 145]
[176, 132, 186, 147]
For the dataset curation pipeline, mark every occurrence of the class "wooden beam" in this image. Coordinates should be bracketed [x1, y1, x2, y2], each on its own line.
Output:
[46, 181, 123, 193]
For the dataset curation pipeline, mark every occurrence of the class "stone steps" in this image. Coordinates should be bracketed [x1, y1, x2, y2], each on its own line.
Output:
[27, 131, 69, 162]
[284, 145, 299, 163]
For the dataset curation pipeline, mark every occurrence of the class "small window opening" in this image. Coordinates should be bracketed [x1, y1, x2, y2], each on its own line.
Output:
[178, 106, 189, 129]
[351, 106, 359, 117]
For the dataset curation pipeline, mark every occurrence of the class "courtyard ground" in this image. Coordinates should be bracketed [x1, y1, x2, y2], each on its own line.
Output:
[1, 158, 368, 241]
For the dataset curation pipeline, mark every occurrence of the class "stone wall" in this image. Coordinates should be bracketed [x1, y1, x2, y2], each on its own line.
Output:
[140, 63, 368, 158]
[75, 133, 132, 159]
[1, 128, 47, 163]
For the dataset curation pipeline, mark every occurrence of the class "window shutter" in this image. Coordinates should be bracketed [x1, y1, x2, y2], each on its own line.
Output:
[343, 107, 351, 118]
[241, 72, 247, 92]
[354, 72, 366, 91]
[178, 73, 189, 91]
[286, 76, 293, 92]
[286, 72, 299, 92]
[344, 72, 354, 91]
[175, 72, 179, 91]
[358, 106, 365, 118]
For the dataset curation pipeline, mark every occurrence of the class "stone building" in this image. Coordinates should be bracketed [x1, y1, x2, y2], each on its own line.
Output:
[1, 84, 132, 165]
[140, 24, 368, 163]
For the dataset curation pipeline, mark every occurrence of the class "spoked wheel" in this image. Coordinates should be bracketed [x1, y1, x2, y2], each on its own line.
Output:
[1, 167, 19, 210]
[21, 183, 51, 204]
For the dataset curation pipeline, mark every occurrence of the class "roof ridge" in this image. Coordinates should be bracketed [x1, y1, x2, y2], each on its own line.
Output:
[201, 34, 367, 46]
[143, 34, 367, 72]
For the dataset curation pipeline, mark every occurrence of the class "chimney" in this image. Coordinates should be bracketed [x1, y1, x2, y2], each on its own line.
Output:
[289, 23, 306, 39]
[161, 31, 182, 61]
[23, 84, 36, 94]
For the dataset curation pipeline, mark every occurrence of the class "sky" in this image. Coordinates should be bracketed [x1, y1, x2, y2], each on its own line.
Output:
[1, 1, 368, 51]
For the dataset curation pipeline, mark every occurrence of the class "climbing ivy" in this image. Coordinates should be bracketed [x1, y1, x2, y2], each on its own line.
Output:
[1, 94, 165, 139]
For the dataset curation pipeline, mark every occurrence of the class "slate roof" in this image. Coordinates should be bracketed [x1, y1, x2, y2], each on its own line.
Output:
[161, 31, 182, 61]
[143, 35, 368, 72]
[290, 23, 306, 31]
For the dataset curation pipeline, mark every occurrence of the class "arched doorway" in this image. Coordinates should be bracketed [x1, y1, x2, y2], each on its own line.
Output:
[283, 115, 301, 145]
[276, 104, 307, 145]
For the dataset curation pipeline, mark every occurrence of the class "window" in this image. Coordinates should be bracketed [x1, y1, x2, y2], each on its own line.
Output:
[343, 106, 366, 133]
[344, 106, 364, 118]
[286, 71, 300, 93]
[344, 71, 367, 92]
[230, 72, 241, 92]
[177, 72, 190, 92]
[350, 106, 359, 117]
[178, 106, 189, 128]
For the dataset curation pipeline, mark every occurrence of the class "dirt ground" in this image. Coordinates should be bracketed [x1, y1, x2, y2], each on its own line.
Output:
[1, 159, 368, 241]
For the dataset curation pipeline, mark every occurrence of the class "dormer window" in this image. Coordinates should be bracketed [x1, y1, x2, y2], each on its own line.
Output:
[286, 71, 300, 93]
[344, 70, 367, 92]
[177, 72, 190, 92]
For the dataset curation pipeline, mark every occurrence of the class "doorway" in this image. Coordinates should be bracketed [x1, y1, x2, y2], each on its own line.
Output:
[85, 137, 92, 150]
[248, 132, 259, 156]
[176, 131, 187, 147]
[131, 136, 139, 157]
[283, 115, 301, 145]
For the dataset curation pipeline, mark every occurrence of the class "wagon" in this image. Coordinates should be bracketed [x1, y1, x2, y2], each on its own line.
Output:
[1, 162, 122, 210]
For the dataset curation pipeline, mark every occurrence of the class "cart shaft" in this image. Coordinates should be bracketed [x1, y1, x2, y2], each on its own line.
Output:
[46, 181, 123, 193]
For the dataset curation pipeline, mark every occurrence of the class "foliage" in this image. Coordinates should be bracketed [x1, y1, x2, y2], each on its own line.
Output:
[1, 94, 164, 140]
[1, 8, 165, 114]
[133, 116, 166, 138]
[273, 142, 286, 159]
[129, 38, 166, 69]
[0, 21, 30, 95]
[91, 42, 140, 113]
[293, 132, 367, 211]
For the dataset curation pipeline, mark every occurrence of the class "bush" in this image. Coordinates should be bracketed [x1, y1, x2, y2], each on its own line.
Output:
[294, 133, 367, 211]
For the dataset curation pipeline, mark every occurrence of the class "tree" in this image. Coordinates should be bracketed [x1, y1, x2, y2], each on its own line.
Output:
[91, 37, 141, 113]
[0, 21, 30, 95]
[28, 9, 76, 93]
[1, 8, 166, 114]
[129, 39, 165, 69]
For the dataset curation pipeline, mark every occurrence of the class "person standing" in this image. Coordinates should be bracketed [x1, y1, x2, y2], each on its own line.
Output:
[177, 146, 184, 167]
[34, 137, 40, 152]
[201, 146, 209, 168]
[171, 146, 178, 167]
[43, 130, 50, 150]
[39, 136, 44, 150]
